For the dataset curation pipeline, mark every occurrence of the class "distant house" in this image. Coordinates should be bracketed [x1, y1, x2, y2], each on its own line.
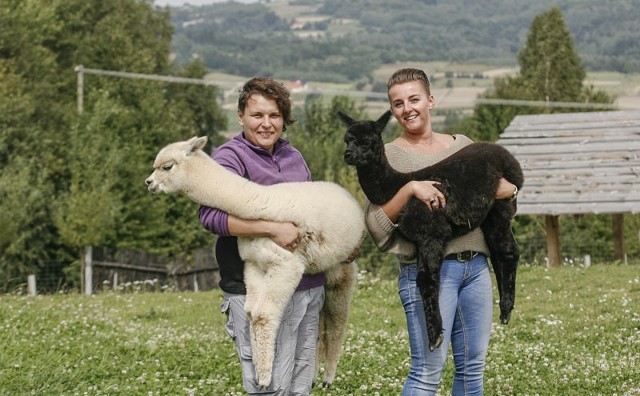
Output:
[290, 19, 305, 30]
[284, 79, 309, 93]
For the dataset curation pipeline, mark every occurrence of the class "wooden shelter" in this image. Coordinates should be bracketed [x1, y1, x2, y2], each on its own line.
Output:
[497, 110, 640, 266]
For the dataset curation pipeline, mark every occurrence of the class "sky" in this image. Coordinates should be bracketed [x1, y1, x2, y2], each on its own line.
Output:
[154, 0, 257, 6]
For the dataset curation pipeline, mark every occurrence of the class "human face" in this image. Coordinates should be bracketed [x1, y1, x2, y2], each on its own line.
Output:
[238, 94, 284, 152]
[388, 81, 435, 134]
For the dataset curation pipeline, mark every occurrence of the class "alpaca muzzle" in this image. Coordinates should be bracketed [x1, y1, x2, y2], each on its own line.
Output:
[343, 150, 357, 165]
[145, 176, 160, 193]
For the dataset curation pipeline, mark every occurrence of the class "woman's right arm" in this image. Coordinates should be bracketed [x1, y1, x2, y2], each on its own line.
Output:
[381, 180, 445, 222]
[228, 216, 299, 250]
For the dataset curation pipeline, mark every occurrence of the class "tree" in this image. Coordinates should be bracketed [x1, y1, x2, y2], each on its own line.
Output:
[0, 0, 227, 290]
[518, 7, 585, 102]
[459, 7, 613, 142]
[288, 96, 365, 183]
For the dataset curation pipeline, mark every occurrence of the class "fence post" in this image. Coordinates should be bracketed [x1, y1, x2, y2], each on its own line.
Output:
[584, 254, 591, 268]
[193, 274, 199, 293]
[113, 272, 118, 291]
[28, 275, 36, 296]
[84, 246, 93, 295]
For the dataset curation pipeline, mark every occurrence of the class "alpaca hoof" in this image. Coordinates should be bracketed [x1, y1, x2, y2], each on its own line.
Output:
[255, 373, 272, 389]
[429, 334, 444, 352]
[322, 381, 333, 389]
[500, 311, 512, 325]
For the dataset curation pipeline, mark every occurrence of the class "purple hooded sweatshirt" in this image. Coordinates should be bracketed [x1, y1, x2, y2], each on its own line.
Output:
[199, 132, 325, 294]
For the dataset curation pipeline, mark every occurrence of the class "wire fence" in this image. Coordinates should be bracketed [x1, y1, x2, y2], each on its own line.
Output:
[3, 229, 638, 296]
[88, 247, 219, 294]
[3, 247, 219, 296]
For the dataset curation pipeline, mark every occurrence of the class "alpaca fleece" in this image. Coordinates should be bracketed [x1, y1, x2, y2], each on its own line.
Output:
[145, 136, 363, 388]
[340, 110, 523, 350]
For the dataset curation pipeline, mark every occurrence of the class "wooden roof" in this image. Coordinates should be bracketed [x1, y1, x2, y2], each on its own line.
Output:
[496, 111, 640, 216]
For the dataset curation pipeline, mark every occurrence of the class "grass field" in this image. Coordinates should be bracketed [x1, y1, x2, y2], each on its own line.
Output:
[1, 264, 638, 395]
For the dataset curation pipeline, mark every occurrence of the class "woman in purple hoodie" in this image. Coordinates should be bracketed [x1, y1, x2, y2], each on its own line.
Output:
[199, 77, 324, 395]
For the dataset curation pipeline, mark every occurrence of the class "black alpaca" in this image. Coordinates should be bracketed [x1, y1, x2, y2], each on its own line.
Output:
[339, 110, 524, 350]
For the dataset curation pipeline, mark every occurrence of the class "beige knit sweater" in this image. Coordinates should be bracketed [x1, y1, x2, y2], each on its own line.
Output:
[364, 134, 490, 262]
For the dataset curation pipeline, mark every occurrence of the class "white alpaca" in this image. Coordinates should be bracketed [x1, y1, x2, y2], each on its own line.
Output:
[145, 136, 364, 388]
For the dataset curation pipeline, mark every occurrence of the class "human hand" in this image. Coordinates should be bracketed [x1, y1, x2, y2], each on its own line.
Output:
[410, 180, 446, 210]
[269, 221, 300, 252]
[496, 178, 517, 200]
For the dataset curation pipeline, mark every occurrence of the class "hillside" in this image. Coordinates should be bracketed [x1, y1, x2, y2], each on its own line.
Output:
[166, 0, 640, 83]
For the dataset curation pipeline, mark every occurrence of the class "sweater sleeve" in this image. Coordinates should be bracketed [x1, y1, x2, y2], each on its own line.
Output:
[365, 199, 417, 259]
[198, 147, 246, 236]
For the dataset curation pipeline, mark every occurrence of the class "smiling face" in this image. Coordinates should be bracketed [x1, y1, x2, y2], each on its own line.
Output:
[388, 80, 435, 135]
[238, 94, 284, 153]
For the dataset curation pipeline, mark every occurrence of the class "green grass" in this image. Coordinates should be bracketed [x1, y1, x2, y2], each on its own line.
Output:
[1, 264, 638, 395]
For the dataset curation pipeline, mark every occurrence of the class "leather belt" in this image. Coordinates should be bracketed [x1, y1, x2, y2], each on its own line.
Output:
[444, 251, 480, 262]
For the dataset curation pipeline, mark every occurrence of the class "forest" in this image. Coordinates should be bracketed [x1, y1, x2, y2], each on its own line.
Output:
[168, 0, 640, 83]
[0, 0, 638, 293]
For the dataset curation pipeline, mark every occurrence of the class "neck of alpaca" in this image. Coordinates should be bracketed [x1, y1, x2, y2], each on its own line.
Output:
[356, 154, 411, 205]
[184, 153, 275, 220]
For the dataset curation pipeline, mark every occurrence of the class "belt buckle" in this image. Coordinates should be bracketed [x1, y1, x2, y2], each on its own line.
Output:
[456, 251, 477, 262]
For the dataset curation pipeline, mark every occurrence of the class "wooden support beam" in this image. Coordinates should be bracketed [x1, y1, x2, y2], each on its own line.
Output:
[613, 214, 625, 260]
[545, 215, 561, 267]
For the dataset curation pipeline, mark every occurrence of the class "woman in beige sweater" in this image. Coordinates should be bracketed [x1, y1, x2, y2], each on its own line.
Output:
[365, 68, 517, 396]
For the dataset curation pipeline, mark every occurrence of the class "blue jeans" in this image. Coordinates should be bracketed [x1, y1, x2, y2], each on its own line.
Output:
[398, 254, 493, 396]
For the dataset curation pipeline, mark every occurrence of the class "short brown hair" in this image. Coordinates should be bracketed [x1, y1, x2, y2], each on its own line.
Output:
[238, 77, 296, 131]
[386, 68, 431, 96]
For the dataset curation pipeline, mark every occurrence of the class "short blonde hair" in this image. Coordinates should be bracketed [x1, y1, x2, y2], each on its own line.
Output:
[386, 68, 431, 96]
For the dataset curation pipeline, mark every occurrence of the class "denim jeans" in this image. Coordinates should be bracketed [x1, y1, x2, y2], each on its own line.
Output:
[398, 254, 493, 396]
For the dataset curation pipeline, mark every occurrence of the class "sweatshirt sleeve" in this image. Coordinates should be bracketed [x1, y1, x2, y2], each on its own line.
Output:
[198, 147, 246, 236]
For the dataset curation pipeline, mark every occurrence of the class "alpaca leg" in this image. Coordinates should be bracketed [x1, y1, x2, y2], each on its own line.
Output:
[416, 240, 447, 351]
[481, 200, 520, 324]
[243, 262, 264, 319]
[316, 261, 357, 388]
[250, 257, 306, 389]
[242, 261, 266, 385]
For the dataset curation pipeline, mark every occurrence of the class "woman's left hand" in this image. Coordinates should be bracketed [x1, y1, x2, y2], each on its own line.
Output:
[496, 178, 517, 200]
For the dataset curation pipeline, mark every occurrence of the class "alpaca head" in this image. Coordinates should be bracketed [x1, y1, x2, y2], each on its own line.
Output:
[338, 110, 392, 168]
[145, 136, 208, 194]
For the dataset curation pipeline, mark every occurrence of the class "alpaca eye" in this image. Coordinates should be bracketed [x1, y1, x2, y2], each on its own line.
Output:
[162, 164, 173, 171]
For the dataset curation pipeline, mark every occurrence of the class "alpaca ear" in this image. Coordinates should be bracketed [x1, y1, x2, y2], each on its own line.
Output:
[187, 136, 208, 154]
[336, 111, 356, 127]
[375, 110, 393, 133]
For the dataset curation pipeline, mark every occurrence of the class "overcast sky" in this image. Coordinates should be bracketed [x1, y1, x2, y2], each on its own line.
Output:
[154, 0, 257, 6]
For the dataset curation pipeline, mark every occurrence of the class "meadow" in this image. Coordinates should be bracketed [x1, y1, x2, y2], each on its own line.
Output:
[1, 264, 638, 395]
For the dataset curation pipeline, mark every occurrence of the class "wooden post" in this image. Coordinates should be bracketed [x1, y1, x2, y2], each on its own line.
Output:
[612, 214, 624, 260]
[75, 65, 84, 114]
[27, 275, 36, 296]
[193, 274, 199, 293]
[545, 215, 561, 267]
[84, 246, 93, 295]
